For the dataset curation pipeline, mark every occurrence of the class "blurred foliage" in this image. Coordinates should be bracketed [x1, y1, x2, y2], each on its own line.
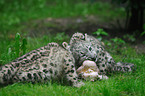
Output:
[140, 24, 145, 36]
[8, 33, 28, 59]
[93, 29, 127, 52]
[54, 32, 69, 42]
[93, 29, 108, 41]
[0, 0, 126, 33]
[0, 33, 27, 64]
[21, 38, 27, 55]
[123, 34, 136, 43]
[0, 32, 69, 64]
[112, 0, 145, 33]
[111, 38, 125, 46]
[15, 33, 21, 57]
[112, 0, 145, 8]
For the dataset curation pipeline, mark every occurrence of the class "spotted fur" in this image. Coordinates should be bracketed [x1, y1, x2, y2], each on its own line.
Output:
[0, 42, 84, 87]
[63, 32, 135, 75]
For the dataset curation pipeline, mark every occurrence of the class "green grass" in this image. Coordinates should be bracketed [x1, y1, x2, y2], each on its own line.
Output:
[0, 70, 144, 96]
[0, 33, 145, 96]
[0, 0, 144, 95]
[0, 32, 69, 64]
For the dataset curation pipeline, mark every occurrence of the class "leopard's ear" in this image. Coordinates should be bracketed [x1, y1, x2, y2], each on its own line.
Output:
[62, 42, 69, 50]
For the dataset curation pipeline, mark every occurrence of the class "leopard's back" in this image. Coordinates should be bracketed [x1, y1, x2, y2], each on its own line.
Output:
[0, 42, 84, 87]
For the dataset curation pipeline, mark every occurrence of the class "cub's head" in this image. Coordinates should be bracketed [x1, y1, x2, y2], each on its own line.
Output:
[71, 41, 97, 63]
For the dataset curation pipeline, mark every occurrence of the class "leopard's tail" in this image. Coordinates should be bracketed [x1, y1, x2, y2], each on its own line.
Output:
[105, 52, 136, 73]
[112, 62, 136, 73]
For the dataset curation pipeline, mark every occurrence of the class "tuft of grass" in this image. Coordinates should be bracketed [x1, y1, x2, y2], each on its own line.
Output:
[0, 32, 69, 65]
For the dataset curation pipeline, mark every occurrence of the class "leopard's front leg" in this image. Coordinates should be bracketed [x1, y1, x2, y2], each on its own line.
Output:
[63, 52, 84, 87]
[95, 51, 108, 75]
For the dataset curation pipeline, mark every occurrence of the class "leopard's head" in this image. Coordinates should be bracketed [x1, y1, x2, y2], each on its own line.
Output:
[72, 40, 98, 63]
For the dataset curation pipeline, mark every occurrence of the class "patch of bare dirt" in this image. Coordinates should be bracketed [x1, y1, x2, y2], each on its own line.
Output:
[23, 15, 125, 37]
